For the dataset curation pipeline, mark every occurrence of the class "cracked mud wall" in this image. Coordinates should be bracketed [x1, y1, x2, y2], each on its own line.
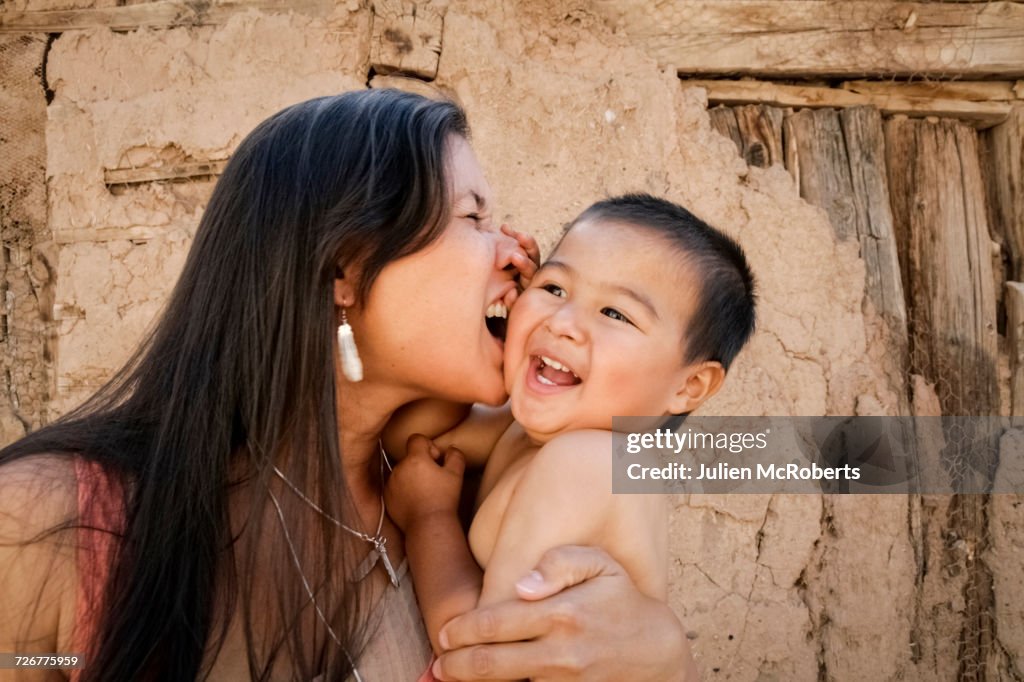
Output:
[1, 0, 1020, 679]
[44, 8, 370, 412]
[0, 35, 55, 444]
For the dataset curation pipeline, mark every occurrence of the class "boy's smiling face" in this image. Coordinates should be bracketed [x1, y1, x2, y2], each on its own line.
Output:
[504, 218, 716, 443]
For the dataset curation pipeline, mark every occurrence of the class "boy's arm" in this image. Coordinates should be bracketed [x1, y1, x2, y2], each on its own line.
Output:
[403, 506, 484, 654]
[476, 430, 617, 607]
[383, 435, 483, 654]
[382, 399, 513, 468]
[381, 399, 470, 457]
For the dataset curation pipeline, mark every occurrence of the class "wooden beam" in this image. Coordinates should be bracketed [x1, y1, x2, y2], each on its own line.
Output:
[685, 79, 1011, 128]
[103, 159, 228, 186]
[842, 80, 1024, 103]
[0, 0, 330, 33]
[597, 0, 1024, 78]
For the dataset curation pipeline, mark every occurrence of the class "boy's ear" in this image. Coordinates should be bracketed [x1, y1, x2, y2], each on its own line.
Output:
[668, 361, 726, 414]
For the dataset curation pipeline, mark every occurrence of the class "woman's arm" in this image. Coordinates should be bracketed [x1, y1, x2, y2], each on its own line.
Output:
[433, 546, 699, 682]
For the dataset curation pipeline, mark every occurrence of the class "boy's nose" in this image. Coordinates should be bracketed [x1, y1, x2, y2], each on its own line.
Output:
[545, 304, 585, 342]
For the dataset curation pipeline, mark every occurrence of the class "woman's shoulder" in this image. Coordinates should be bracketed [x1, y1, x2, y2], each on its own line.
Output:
[0, 454, 81, 656]
[0, 453, 80, 539]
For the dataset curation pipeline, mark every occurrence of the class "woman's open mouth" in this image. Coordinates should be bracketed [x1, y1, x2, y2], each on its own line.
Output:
[486, 302, 508, 341]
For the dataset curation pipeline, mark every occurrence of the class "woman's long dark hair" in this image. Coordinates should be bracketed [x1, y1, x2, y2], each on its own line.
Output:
[0, 89, 469, 680]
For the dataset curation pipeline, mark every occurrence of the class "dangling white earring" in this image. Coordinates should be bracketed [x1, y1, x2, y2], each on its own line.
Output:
[337, 308, 363, 382]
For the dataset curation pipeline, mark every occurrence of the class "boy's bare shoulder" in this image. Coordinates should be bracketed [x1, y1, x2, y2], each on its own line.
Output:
[535, 429, 614, 460]
[526, 429, 614, 486]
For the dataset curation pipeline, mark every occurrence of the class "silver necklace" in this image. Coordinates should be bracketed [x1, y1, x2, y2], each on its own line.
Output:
[266, 443, 397, 682]
[267, 489, 363, 681]
[271, 443, 400, 588]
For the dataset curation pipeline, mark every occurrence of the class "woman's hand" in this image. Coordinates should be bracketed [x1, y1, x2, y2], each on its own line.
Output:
[383, 434, 465, 533]
[498, 224, 541, 291]
[431, 546, 698, 682]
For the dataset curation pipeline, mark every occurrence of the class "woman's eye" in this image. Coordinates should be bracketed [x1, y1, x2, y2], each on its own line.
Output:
[466, 213, 494, 231]
[602, 307, 633, 325]
[542, 283, 566, 298]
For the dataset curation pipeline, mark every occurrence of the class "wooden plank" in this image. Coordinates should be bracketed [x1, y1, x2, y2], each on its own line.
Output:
[885, 116, 999, 418]
[54, 226, 168, 245]
[886, 116, 999, 677]
[370, 0, 443, 81]
[708, 106, 742, 158]
[785, 106, 910, 406]
[104, 159, 228, 186]
[0, 0, 330, 33]
[1007, 282, 1024, 415]
[842, 80, 1024, 103]
[784, 108, 860, 242]
[684, 79, 1011, 128]
[980, 106, 1024, 283]
[734, 105, 784, 168]
[596, 0, 1024, 78]
[708, 105, 784, 168]
[841, 107, 910, 385]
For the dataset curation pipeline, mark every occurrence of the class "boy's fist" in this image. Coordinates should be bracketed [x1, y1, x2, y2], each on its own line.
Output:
[384, 433, 465, 532]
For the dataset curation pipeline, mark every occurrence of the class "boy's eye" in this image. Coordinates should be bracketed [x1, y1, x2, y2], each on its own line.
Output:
[542, 283, 566, 298]
[602, 307, 633, 325]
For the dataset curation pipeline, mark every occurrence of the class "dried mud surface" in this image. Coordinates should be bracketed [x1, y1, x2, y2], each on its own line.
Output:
[1, 0, 1020, 678]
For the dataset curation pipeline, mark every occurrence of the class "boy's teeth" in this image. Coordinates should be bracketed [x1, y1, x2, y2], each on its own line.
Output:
[537, 374, 557, 386]
[539, 355, 575, 375]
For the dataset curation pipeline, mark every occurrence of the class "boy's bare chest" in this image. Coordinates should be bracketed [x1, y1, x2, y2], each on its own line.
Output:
[467, 426, 537, 567]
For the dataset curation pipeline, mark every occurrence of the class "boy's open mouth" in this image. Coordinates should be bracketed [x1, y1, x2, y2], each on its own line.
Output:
[534, 355, 581, 386]
[486, 302, 508, 341]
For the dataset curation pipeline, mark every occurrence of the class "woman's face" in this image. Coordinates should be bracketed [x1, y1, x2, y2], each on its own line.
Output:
[354, 136, 520, 405]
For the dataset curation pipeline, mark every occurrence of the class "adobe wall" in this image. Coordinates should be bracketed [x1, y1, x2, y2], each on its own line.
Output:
[2, 0, 1019, 678]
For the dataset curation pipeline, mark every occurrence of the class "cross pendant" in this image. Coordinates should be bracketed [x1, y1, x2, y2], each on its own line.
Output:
[375, 537, 400, 587]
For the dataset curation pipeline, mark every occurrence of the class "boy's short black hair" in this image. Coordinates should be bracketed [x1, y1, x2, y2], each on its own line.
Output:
[569, 193, 756, 370]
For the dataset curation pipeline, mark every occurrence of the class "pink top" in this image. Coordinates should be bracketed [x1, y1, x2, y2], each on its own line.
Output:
[69, 459, 433, 681]
[71, 458, 125, 682]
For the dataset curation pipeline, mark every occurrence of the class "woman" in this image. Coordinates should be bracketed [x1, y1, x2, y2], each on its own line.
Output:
[0, 90, 694, 681]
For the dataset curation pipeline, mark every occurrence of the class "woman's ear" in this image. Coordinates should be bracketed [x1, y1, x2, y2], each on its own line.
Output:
[334, 266, 357, 309]
[668, 361, 726, 414]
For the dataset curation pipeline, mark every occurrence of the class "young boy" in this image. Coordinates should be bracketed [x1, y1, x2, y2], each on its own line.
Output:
[384, 193, 757, 668]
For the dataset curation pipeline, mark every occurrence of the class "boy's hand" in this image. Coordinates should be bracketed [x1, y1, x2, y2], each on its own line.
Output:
[384, 433, 465, 532]
[500, 224, 541, 291]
